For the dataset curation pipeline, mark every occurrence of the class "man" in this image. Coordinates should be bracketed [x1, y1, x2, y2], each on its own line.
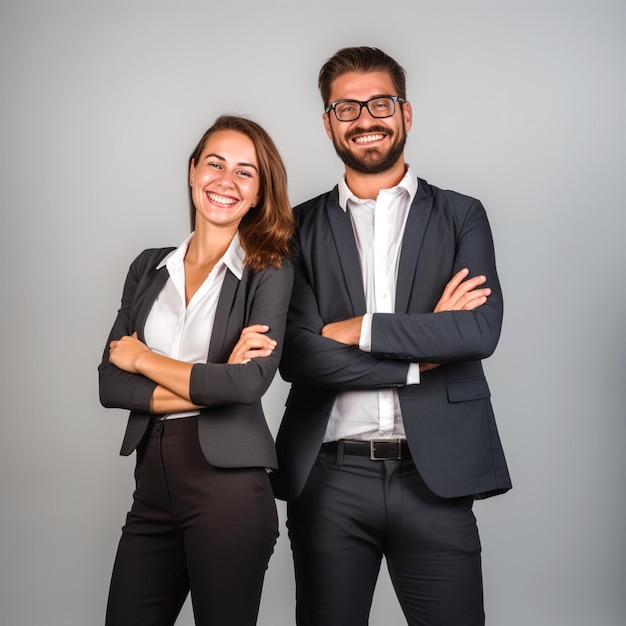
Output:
[276, 46, 511, 625]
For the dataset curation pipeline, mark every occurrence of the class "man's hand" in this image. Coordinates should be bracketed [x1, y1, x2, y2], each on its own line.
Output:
[434, 268, 491, 313]
[423, 268, 491, 371]
[321, 316, 364, 346]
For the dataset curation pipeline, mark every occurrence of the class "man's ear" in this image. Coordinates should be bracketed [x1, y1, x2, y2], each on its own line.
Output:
[402, 100, 413, 133]
[323, 112, 334, 141]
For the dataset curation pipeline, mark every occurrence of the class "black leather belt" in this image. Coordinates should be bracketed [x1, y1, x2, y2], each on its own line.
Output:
[323, 439, 411, 460]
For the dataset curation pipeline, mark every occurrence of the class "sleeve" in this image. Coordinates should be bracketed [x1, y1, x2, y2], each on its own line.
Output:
[98, 251, 158, 412]
[279, 236, 411, 390]
[361, 313, 421, 384]
[188, 262, 294, 407]
[371, 199, 503, 362]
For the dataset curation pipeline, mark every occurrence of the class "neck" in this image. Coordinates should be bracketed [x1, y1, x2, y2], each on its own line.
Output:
[344, 159, 407, 200]
[186, 222, 237, 267]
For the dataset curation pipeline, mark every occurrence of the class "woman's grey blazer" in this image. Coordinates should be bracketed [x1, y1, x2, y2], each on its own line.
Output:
[99, 246, 293, 470]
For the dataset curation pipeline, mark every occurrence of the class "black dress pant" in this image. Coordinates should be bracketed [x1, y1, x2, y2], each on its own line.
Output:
[287, 446, 484, 626]
[105, 417, 278, 626]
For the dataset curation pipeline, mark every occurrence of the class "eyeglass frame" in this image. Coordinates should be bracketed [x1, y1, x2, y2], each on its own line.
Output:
[325, 95, 407, 122]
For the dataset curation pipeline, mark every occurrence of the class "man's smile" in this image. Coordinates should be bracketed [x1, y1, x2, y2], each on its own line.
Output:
[353, 133, 386, 144]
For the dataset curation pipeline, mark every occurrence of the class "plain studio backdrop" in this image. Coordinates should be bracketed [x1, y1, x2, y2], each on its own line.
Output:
[1, 0, 625, 624]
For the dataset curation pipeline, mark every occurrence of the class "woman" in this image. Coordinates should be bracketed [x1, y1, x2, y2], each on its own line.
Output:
[98, 115, 294, 626]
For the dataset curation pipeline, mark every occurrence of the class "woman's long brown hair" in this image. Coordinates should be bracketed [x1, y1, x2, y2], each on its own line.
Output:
[188, 115, 294, 271]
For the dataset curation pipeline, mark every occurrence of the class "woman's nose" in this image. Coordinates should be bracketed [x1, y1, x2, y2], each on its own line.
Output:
[216, 173, 234, 188]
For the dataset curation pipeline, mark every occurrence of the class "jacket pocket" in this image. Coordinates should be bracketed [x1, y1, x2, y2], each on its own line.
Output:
[446, 377, 491, 403]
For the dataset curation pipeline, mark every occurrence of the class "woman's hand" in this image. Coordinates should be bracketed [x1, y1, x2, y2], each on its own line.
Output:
[228, 324, 277, 364]
[109, 332, 150, 374]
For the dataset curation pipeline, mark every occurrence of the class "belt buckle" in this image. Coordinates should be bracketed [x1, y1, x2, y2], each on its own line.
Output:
[370, 439, 402, 460]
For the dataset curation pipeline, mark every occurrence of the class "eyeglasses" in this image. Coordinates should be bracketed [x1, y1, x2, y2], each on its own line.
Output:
[325, 96, 406, 122]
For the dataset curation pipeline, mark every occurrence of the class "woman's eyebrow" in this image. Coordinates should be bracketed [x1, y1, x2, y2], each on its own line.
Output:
[205, 153, 259, 173]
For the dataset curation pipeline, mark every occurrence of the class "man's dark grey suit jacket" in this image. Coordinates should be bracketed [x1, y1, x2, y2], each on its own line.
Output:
[276, 178, 511, 501]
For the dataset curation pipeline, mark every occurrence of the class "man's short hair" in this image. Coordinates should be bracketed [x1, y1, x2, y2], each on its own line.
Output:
[318, 46, 407, 108]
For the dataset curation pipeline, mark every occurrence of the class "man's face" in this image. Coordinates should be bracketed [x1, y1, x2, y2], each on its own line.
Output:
[323, 71, 412, 175]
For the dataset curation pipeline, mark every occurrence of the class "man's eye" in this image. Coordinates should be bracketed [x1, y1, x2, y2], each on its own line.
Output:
[337, 104, 356, 115]
[372, 100, 390, 111]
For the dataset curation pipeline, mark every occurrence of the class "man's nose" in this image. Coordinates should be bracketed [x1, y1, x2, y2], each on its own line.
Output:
[358, 103, 378, 123]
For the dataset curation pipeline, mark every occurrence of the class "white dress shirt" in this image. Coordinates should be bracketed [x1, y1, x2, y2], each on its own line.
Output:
[323, 167, 421, 443]
[143, 232, 245, 419]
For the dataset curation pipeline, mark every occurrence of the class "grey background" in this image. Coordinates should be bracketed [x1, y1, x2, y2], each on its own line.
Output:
[1, 0, 625, 624]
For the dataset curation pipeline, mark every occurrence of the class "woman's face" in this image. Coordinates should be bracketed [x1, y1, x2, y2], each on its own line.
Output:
[189, 129, 260, 232]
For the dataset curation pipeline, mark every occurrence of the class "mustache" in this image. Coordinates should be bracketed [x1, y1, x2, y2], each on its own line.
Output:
[345, 125, 391, 141]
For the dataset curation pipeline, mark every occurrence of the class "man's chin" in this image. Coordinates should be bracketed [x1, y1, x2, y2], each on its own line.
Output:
[333, 137, 406, 175]
[336, 149, 399, 175]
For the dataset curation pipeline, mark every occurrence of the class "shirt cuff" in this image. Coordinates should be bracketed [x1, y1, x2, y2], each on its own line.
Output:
[406, 363, 421, 385]
[359, 313, 373, 351]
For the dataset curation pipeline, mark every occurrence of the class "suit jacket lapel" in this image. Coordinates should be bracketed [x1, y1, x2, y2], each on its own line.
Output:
[396, 180, 433, 313]
[326, 190, 367, 315]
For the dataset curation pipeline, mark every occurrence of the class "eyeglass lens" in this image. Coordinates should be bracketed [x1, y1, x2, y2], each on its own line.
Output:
[334, 97, 397, 121]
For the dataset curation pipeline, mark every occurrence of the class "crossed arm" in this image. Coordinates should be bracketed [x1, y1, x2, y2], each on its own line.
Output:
[320, 268, 491, 375]
[108, 324, 277, 413]
[321, 268, 489, 348]
[280, 268, 496, 389]
[99, 256, 292, 414]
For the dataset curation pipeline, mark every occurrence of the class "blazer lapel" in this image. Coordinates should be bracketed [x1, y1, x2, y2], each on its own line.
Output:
[326, 192, 367, 315]
[396, 180, 433, 313]
[134, 256, 242, 363]
[207, 268, 241, 362]
[133, 267, 170, 342]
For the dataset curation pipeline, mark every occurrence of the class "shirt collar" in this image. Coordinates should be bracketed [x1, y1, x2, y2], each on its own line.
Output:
[156, 232, 246, 280]
[337, 165, 418, 211]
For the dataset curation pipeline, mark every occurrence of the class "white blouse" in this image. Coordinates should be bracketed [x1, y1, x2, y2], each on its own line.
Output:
[143, 232, 245, 419]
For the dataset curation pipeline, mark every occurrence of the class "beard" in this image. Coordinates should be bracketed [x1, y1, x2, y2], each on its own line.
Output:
[331, 124, 407, 175]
